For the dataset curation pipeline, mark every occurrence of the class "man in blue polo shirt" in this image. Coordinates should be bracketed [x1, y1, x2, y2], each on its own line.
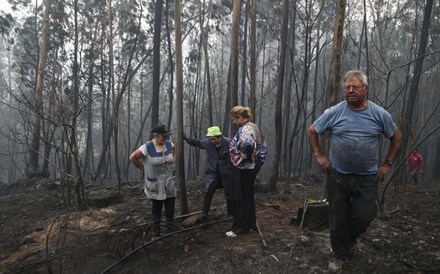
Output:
[308, 70, 402, 271]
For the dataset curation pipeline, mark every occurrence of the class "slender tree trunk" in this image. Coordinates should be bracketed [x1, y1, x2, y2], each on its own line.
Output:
[94, 24, 147, 181]
[401, 0, 433, 154]
[84, 34, 96, 178]
[328, 0, 346, 107]
[309, 14, 321, 173]
[166, 0, 174, 128]
[362, 0, 370, 78]
[175, 0, 189, 214]
[107, 0, 122, 189]
[320, 0, 347, 199]
[230, 0, 241, 135]
[258, 34, 266, 126]
[282, 0, 297, 176]
[199, 0, 213, 125]
[222, 62, 232, 134]
[268, 0, 289, 191]
[294, 0, 312, 175]
[72, 0, 85, 208]
[240, 0, 249, 106]
[433, 133, 440, 180]
[42, 49, 58, 177]
[249, 0, 257, 118]
[151, 0, 164, 127]
[28, 0, 51, 178]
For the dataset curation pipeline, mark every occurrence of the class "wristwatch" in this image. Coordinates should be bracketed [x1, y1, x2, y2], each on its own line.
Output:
[384, 159, 393, 166]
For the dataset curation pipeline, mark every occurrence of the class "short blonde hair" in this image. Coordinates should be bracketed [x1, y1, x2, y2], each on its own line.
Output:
[229, 106, 253, 121]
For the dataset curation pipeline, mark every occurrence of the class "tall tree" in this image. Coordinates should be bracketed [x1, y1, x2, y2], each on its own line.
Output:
[93, 4, 147, 181]
[434, 130, 440, 180]
[240, 0, 249, 106]
[329, 0, 347, 107]
[199, 0, 213, 125]
[401, 0, 433, 153]
[28, 0, 51, 178]
[175, 0, 189, 214]
[165, 0, 174, 128]
[249, 0, 257, 117]
[283, 0, 298, 176]
[151, 0, 164, 127]
[229, 0, 240, 131]
[71, 0, 86, 207]
[268, 0, 289, 191]
[107, 0, 121, 188]
[320, 0, 347, 198]
[41, 49, 57, 176]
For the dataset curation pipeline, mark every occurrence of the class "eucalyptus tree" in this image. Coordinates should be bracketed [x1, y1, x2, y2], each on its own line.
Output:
[175, 0, 189, 215]
[229, 0, 240, 130]
[94, 0, 150, 181]
[240, 0, 249, 107]
[309, 0, 346, 197]
[69, 0, 87, 207]
[283, 0, 329, 177]
[198, 0, 214, 125]
[249, 0, 257, 117]
[81, 0, 108, 178]
[268, 0, 289, 191]
[151, 0, 164, 128]
[328, 0, 346, 108]
[28, 0, 52, 178]
[401, 0, 434, 154]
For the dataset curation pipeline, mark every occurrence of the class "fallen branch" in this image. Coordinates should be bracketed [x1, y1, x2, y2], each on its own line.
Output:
[261, 203, 281, 210]
[388, 206, 400, 214]
[171, 210, 203, 220]
[256, 221, 267, 247]
[98, 217, 232, 274]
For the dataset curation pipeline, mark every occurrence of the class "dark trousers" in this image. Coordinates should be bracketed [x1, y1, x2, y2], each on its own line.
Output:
[152, 198, 175, 235]
[202, 179, 232, 216]
[230, 166, 260, 235]
[328, 171, 378, 260]
[408, 169, 419, 185]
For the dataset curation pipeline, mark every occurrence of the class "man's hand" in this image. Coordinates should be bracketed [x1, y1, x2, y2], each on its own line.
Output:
[315, 154, 332, 174]
[375, 163, 391, 182]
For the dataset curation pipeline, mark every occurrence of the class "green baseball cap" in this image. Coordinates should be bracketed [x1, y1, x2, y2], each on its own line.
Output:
[206, 126, 222, 137]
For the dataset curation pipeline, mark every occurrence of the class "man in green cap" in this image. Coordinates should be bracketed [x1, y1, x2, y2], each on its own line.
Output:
[183, 126, 232, 220]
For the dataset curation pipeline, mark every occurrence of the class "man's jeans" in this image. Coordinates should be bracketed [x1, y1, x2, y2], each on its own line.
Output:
[328, 171, 378, 260]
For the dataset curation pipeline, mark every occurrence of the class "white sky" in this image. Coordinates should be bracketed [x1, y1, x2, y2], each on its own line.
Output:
[0, 0, 12, 13]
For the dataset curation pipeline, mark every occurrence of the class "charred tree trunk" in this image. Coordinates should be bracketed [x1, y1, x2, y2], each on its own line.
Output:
[268, 0, 289, 191]
[401, 0, 433, 154]
[151, 0, 164, 127]
[175, 0, 189, 214]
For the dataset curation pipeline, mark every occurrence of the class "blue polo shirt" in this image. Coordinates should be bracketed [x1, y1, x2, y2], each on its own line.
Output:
[314, 101, 397, 175]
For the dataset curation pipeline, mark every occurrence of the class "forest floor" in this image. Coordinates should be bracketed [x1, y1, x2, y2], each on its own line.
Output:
[1, 175, 439, 274]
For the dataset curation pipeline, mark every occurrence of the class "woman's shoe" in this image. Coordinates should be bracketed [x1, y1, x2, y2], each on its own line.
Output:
[226, 231, 238, 237]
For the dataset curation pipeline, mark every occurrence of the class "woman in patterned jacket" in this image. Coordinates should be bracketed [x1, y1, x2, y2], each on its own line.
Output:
[226, 106, 268, 237]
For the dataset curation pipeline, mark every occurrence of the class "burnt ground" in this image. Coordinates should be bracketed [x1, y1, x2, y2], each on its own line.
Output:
[0, 176, 439, 274]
